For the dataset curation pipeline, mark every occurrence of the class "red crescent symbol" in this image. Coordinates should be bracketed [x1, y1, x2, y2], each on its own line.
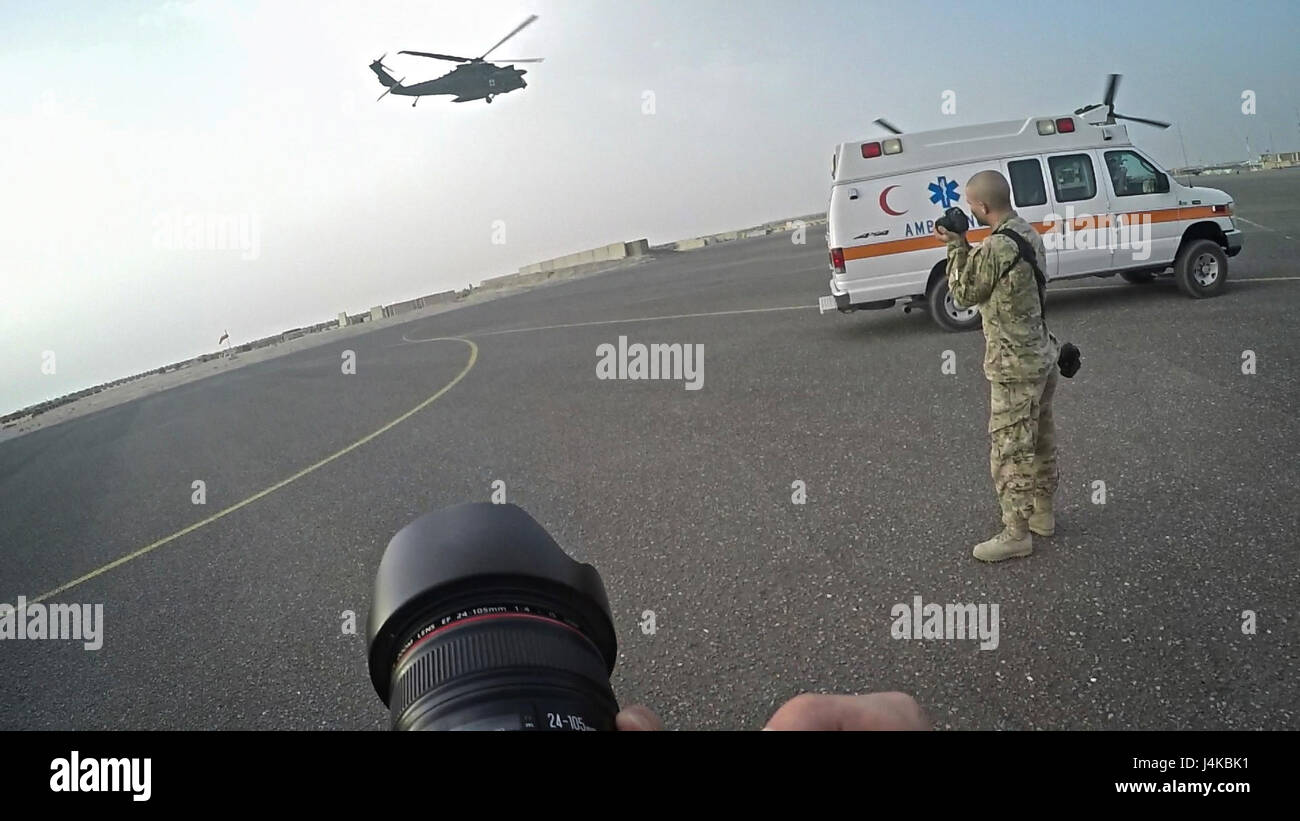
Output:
[879, 185, 907, 216]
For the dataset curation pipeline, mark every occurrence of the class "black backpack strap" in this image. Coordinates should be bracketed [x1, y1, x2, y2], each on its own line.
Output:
[993, 227, 1047, 321]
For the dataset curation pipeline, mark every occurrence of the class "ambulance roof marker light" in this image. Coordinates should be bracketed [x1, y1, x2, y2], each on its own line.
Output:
[1056, 117, 1075, 133]
[1036, 119, 1057, 136]
[882, 138, 902, 155]
[861, 142, 882, 158]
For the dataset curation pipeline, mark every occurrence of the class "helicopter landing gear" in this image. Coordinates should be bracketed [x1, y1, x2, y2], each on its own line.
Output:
[485, 95, 493, 104]
[412, 97, 419, 107]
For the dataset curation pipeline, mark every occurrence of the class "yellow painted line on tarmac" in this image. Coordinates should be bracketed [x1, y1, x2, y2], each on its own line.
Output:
[472, 305, 815, 338]
[27, 337, 478, 605]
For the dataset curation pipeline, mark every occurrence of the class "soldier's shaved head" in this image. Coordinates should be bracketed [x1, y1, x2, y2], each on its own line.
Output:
[965, 169, 1013, 227]
[967, 170, 1012, 209]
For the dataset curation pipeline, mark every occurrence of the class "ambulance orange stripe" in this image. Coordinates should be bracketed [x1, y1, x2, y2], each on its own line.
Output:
[840, 205, 1226, 261]
[842, 223, 1051, 260]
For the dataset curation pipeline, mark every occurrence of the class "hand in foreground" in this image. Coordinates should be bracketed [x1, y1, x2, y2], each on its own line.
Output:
[615, 691, 930, 731]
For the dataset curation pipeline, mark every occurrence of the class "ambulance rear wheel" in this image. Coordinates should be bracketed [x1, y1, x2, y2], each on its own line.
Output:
[927, 277, 981, 332]
[1174, 239, 1227, 298]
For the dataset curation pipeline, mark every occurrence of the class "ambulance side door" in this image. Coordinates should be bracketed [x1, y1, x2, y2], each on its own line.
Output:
[1001, 156, 1059, 279]
[1044, 151, 1113, 278]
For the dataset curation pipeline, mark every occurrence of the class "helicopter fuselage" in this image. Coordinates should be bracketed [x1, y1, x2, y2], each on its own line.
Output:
[372, 61, 527, 103]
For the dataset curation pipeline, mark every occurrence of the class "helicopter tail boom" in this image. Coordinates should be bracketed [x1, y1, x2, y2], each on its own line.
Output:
[369, 60, 400, 88]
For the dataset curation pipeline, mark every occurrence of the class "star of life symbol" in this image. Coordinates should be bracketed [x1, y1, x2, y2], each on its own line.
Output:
[929, 176, 960, 208]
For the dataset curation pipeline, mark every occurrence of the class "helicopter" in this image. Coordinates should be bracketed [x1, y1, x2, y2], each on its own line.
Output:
[369, 14, 544, 107]
[871, 74, 1171, 135]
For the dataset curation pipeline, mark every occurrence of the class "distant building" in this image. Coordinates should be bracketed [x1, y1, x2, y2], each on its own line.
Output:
[1259, 151, 1300, 169]
[1171, 161, 1254, 176]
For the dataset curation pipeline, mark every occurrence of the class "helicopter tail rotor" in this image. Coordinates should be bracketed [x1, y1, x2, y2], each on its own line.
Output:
[376, 76, 406, 100]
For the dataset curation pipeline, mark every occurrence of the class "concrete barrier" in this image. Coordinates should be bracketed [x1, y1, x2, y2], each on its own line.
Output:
[478, 273, 518, 291]
[667, 214, 829, 252]
[387, 298, 418, 316]
[515, 238, 639, 277]
[419, 291, 456, 307]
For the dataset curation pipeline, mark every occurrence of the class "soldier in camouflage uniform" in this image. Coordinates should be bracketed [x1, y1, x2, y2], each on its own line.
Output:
[936, 170, 1060, 562]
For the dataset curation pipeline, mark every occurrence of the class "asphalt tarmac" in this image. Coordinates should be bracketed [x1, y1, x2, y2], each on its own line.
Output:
[1, 168, 1296, 730]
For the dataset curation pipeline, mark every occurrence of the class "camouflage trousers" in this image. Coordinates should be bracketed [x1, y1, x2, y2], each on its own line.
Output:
[988, 368, 1059, 528]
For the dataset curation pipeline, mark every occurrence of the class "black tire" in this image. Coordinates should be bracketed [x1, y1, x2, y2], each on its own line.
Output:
[1121, 270, 1155, 284]
[1174, 239, 1228, 298]
[926, 276, 982, 332]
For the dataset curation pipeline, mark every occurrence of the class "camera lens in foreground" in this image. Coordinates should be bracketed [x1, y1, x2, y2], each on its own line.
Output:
[367, 503, 619, 730]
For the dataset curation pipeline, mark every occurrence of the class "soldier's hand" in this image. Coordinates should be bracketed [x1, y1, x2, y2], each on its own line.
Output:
[615, 704, 664, 731]
[936, 224, 968, 247]
[615, 691, 931, 731]
[763, 692, 931, 731]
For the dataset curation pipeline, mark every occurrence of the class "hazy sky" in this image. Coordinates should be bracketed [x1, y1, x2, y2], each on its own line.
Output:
[3, 0, 1298, 414]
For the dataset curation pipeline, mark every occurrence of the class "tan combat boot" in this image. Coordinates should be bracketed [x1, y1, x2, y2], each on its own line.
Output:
[973, 523, 1033, 562]
[1029, 495, 1055, 537]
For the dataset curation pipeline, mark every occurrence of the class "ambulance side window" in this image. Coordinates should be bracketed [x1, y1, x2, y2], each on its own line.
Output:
[1008, 159, 1047, 207]
[1047, 154, 1097, 202]
[1104, 150, 1170, 196]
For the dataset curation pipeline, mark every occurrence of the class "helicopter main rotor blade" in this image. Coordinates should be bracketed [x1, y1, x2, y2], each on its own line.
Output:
[480, 14, 538, 60]
[490, 57, 544, 63]
[873, 117, 903, 135]
[399, 50, 472, 62]
[1114, 112, 1170, 129]
[1103, 73, 1121, 107]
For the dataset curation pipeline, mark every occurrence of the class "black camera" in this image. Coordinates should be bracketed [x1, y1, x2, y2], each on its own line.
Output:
[935, 206, 969, 234]
[1058, 342, 1081, 378]
[367, 503, 619, 730]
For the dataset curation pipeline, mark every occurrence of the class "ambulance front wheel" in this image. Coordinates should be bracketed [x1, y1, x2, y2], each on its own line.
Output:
[1174, 239, 1228, 299]
[927, 277, 982, 332]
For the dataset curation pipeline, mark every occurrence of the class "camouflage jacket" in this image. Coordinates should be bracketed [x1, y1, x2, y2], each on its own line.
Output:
[946, 211, 1058, 383]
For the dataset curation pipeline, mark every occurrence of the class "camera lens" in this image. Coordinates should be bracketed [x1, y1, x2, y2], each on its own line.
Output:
[367, 503, 619, 731]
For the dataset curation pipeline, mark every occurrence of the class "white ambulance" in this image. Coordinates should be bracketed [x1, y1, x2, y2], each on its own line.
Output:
[819, 112, 1244, 331]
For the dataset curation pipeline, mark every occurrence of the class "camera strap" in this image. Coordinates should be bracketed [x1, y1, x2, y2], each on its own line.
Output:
[993, 227, 1047, 321]
[993, 227, 1081, 378]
